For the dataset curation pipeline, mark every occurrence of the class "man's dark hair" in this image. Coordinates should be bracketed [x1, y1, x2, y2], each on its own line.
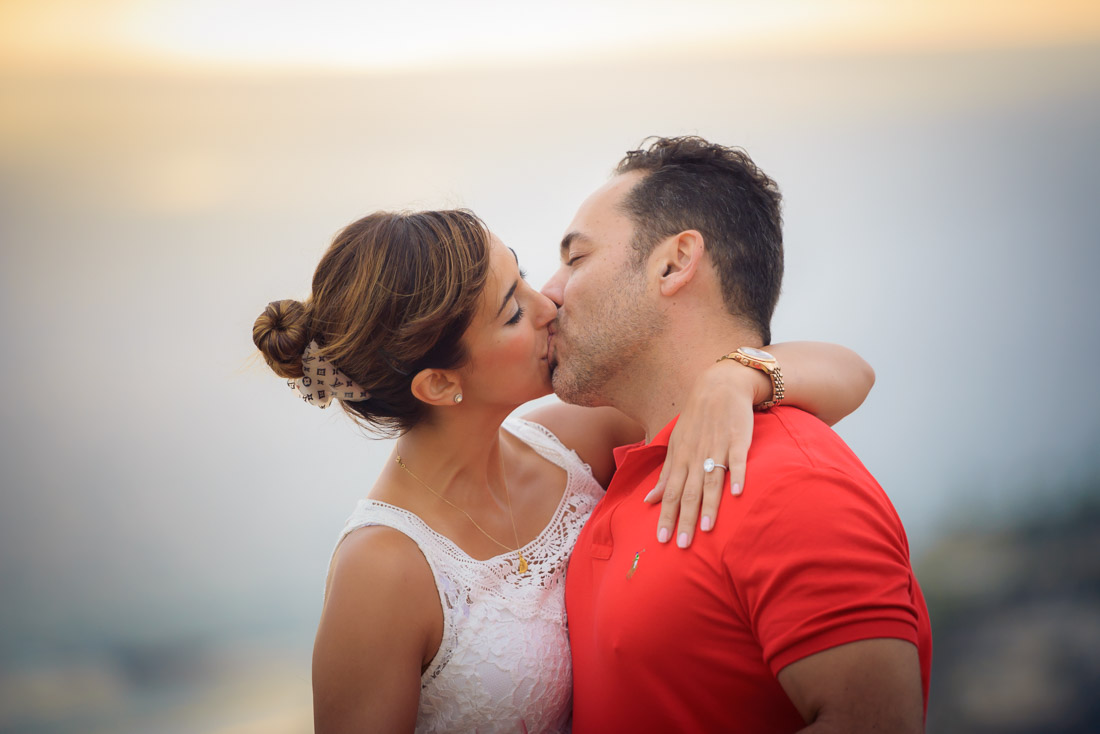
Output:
[615, 136, 783, 345]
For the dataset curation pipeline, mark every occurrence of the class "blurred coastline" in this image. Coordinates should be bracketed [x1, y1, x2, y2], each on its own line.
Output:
[923, 486, 1100, 733]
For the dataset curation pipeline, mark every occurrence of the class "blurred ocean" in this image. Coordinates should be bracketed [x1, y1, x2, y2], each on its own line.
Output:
[1, 40, 1098, 732]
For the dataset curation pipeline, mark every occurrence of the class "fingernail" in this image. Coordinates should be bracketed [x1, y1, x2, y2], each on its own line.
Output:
[644, 488, 660, 503]
[700, 516, 713, 532]
[677, 532, 689, 548]
[658, 527, 670, 543]
[731, 483, 742, 496]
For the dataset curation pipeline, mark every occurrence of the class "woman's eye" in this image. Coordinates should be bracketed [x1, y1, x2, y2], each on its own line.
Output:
[506, 306, 525, 325]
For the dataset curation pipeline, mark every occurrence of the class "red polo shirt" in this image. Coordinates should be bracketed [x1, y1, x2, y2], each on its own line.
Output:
[565, 407, 931, 733]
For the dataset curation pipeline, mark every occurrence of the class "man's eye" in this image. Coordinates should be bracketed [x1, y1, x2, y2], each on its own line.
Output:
[566, 254, 583, 266]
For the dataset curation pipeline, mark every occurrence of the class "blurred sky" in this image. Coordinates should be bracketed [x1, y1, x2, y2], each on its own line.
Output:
[3, 0, 1100, 72]
[2, 2, 1099, 732]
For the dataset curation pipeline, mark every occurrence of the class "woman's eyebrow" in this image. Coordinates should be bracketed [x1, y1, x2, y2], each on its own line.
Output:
[496, 280, 519, 317]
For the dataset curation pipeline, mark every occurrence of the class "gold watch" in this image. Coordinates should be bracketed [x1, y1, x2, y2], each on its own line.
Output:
[717, 347, 785, 411]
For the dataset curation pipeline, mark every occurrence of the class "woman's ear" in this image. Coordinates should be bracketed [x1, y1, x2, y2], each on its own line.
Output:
[654, 230, 705, 297]
[410, 368, 462, 406]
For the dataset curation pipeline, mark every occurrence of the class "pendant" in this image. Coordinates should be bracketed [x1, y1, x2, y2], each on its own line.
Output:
[518, 551, 529, 574]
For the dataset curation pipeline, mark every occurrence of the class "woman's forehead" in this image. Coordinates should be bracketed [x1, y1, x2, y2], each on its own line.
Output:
[477, 234, 520, 315]
[488, 234, 519, 278]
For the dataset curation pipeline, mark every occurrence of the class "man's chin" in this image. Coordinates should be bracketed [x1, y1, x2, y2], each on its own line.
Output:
[551, 366, 600, 408]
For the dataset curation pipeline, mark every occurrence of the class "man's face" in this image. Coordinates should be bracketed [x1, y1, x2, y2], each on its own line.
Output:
[541, 172, 666, 406]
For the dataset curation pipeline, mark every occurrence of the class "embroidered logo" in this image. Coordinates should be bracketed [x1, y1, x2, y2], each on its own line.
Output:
[626, 549, 646, 579]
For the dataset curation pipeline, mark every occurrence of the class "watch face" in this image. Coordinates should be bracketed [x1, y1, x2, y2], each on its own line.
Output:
[739, 347, 775, 362]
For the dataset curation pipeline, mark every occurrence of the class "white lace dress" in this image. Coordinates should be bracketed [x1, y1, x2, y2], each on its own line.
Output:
[331, 417, 603, 734]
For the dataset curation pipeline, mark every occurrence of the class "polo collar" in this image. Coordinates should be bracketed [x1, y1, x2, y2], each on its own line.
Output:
[612, 415, 680, 470]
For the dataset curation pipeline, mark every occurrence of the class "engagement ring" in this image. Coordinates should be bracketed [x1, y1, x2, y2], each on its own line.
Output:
[703, 458, 727, 473]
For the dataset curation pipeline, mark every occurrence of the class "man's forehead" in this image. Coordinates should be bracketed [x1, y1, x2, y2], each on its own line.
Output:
[581, 172, 642, 215]
[563, 172, 643, 243]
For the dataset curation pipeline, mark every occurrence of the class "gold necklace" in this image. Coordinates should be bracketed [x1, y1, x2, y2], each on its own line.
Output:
[395, 452, 529, 574]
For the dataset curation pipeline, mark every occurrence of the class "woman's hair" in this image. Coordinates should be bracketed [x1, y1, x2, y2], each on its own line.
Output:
[252, 210, 492, 436]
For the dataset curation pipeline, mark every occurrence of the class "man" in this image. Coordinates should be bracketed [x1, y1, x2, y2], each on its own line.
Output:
[542, 136, 931, 733]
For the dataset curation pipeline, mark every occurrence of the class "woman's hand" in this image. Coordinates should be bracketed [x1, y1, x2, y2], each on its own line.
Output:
[646, 341, 874, 548]
[646, 361, 766, 548]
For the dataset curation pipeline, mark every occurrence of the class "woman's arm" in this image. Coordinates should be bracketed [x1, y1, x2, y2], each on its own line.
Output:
[650, 341, 875, 548]
[763, 341, 875, 427]
[313, 527, 441, 733]
[522, 404, 644, 489]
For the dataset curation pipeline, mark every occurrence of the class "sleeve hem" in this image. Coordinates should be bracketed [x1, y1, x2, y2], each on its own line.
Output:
[768, 620, 919, 676]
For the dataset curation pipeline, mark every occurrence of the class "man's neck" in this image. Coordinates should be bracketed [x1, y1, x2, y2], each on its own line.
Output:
[612, 317, 762, 441]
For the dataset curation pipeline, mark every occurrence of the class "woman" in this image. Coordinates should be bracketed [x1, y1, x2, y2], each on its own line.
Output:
[252, 210, 873, 733]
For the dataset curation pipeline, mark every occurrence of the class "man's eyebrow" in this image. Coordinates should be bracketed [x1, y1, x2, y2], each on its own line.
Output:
[496, 279, 519, 317]
[560, 232, 589, 259]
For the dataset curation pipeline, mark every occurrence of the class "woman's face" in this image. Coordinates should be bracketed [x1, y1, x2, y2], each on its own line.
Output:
[457, 234, 557, 409]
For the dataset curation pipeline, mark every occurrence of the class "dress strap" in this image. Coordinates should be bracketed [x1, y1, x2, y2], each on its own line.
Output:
[503, 416, 594, 478]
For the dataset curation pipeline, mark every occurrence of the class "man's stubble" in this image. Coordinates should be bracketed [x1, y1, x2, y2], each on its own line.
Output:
[550, 264, 665, 409]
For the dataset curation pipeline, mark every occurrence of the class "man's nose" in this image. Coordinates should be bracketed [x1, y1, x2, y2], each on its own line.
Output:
[541, 267, 566, 307]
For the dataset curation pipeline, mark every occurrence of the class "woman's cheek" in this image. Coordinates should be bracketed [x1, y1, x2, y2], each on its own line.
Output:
[505, 336, 530, 368]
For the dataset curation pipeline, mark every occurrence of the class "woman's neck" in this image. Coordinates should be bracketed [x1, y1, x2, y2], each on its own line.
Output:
[383, 404, 516, 512]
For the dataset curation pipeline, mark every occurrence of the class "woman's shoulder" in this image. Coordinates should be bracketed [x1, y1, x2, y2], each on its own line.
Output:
[327, 522, 437, 605]
[518, 403, 643, 488]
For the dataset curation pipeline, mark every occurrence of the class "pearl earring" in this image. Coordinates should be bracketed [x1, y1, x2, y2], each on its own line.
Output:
[453, 393, 463, 404]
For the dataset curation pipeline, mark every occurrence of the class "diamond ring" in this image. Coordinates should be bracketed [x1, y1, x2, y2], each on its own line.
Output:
[703, 458, 727, 473]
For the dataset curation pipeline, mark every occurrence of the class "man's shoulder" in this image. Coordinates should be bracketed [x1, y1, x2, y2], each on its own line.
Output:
[730, 407, 906, 549]
[738, 407, 900, 526]
[750, 406, 870, 478]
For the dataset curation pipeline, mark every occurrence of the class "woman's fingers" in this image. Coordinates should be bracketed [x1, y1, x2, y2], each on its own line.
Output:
[726, 434, 750, 497]
[670, 467, 703, 547]
[698, 464, 725, 532]
[680, 453, 733, 545]
[654, 464, 688, 544]
[645, 460, 672, 504]
[723, 404, 754, 496]
[654, 437, 748, 546]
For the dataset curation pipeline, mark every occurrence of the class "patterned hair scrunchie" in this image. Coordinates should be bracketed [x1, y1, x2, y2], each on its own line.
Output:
[288, 340, 371, 409]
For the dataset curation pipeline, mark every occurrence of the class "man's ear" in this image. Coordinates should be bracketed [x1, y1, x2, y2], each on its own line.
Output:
[652, 230, 705, 297]
[410, 368, 462, 406]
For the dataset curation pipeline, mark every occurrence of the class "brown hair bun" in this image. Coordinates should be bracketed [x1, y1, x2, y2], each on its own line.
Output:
[253, 299, 311, 379]
[252, 210, 491, 436]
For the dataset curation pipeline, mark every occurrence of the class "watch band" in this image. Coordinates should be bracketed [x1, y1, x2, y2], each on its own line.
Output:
[717, 348, 785, 411]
